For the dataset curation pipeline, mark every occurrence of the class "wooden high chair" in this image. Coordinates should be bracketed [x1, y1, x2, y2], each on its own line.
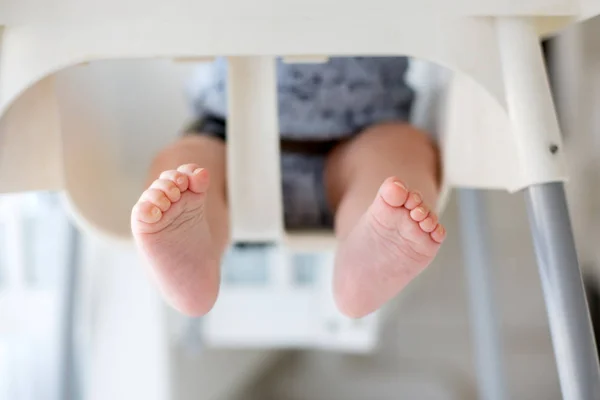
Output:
[0, 1, 599, 399]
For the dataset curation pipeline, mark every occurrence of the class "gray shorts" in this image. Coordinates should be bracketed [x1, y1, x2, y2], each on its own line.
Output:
[188, 57, 414, 229]
[187, 116, 335, 230]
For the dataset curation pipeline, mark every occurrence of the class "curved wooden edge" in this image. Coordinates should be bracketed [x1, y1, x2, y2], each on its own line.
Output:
[0, 18, 509, 118]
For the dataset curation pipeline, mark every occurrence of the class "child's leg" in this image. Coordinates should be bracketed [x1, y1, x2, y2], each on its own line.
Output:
[324, 122, 445, 318]
[131, 135, 228, 316]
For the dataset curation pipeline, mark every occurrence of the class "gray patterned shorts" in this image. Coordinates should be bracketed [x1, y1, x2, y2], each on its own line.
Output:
[189, 57, 414, 229]
[188, 116, 335, 229]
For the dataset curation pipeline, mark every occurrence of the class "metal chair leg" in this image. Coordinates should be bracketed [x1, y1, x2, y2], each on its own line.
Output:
[525, 183, 600, 399]
[458, 189, 507, 400]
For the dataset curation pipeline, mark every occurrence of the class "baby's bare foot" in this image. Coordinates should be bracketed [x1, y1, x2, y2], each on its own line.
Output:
[131, 163, 220, 316]
[334, 177, 446, 318]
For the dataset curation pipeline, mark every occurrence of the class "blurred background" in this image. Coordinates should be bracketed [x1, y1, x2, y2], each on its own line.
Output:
[2, 15, 600, 400]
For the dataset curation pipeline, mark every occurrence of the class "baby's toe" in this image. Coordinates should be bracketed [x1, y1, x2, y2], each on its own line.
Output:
[150, 179, 181, 202]
[142, 188, 172, 212]
[409, 205, 429, 222]
[133, 201, 163, 224]
[430, 224, 446, 243]
[177, 164, 210, 194]
[159, 170, 189, 192]
[404, 190, 423, 210]
[176, 163, 202, 176]
[419, 214, 438, 233]
[379, 177, 409, 208]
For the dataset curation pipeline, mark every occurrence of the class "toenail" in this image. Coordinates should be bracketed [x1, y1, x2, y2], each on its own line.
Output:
[413, 193, 422, 203]
[176, 177, 186, 185]
[170, 188, 179, 196]
[415, 207, 426, 215]
[193, 168, 204, 175]
[151, 207, 160, 215]
[394, 181, 406, 190]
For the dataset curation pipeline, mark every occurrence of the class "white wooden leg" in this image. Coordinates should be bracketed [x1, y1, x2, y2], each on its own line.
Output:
[495, 18, 567, 187]
[227, 56, 284, 243]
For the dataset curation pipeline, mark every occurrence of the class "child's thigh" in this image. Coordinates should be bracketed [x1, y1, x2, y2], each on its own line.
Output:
[323, 122, 440, 208]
